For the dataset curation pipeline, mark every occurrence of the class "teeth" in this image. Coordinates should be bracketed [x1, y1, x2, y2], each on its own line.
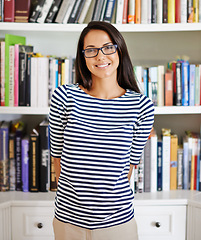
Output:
[96, 64, 109, 68]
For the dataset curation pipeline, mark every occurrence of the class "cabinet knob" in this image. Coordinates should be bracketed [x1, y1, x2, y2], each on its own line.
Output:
[37, 223, 43, 229]
[155, 222, 161, 228]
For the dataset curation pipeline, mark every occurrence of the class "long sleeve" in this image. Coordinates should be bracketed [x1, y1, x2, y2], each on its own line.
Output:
[49, 86, 68, 158]
[130, 94, 154, 165]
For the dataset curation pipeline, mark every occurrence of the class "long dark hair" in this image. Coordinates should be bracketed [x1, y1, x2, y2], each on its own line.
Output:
[75, 21, 140, 93]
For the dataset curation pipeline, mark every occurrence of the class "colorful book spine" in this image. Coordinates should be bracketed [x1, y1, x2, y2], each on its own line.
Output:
[4, 0, 15, 22]
[181, 61, 189, 106]
[21, 137, 29, 192]
[189, 64, 195, 106]
[170, 134, 178, 190]
[9, 131, 16, 191]
[0, 41, 5, 106]
[103, 0, 116, 23]
[157, 140, 163, 191]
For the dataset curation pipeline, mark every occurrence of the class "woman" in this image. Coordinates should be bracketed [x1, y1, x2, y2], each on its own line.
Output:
[49, 21, 154, 240]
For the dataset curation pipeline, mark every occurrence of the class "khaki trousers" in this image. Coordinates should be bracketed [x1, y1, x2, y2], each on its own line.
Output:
[53, 217, 138, 240]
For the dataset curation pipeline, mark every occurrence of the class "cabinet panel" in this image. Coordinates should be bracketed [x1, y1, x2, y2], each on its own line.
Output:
[135, 205, 186, 240]
[12, 207, 54, 240]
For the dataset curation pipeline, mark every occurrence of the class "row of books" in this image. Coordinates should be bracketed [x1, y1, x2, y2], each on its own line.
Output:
[1, 0, 201, 24]
[0, 34, 75, 107]
[130, 128, 201, 194]
[1, 33, 201, 107]
[135, 61, 201, 107]
[0, 119, 57, 192]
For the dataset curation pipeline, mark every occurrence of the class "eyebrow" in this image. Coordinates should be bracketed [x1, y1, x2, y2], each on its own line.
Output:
[85, 42, 113, 48]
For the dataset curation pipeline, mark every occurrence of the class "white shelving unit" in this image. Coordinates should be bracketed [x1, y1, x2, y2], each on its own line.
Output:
[0, 21, 201, 240]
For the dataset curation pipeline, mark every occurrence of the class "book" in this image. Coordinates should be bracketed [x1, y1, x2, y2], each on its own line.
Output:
[176, 61, 182, 106]
[0, 121, 10, 191]
[168, 0, 175, 23]
[0, 0, 4, 22]
[128, 0, 135, 24]
[21, 136, 29, 192]
[0, 40, 5, 106]
[39, 119, 50, 192]
[3, 0, 15, 22]
[138, 152, 144, 193]
[187, 0, 194, 23]
[18, 45, 34, 106]
[189, 64, 195, 106]
[30, 56, 38, 107]
[62, 0, 76, 24]
[164, 69, 173, 106]
[157, 0, 163, 23]
[151, 0, 157, 23]
[5, 34, 26, 106]
[9, 129, 16, 191]
[29, 126, 40, 192]
[116, 0, 124, 24]
[175, 0, 181, 23]
[181, 60, 189, 106]
[170, 134, 178, 190]
[144, 137, 151, 192]
[29, 0, 46, 22]
[55, 0, 71, 23]
[181, 0, 187, 23]
[157, 65, 165, 106]
[163, 0, 168, 23]
[45, 0, 63, 23]
[150, 129, 158, 192]
[78, 0, 93, 23]
[122, 0, 128, 23]
[68, 0, 86, 23]
[9, 45, 15, 107]
[162, 128, 171, 191]
[36, 0, 54, 23]
[157, 140, 163, 191]
[14, 121, 25, 191]
[135, 0, 141, 23]
[177, 147, 183, 189]
[103, 0, 116, 23]
[183, 139, 189, 189]
[91, 0, 105, 21]
[14, 0, 31, 23]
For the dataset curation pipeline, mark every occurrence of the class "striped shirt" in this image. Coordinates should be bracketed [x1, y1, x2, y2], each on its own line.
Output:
[49, 83, 154, 230]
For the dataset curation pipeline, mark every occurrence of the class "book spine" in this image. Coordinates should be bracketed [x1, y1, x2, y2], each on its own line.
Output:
[162, 136, 171, 191]
[4, 0, 15, 22]
[21, 138, 29, 192]
[103, 0, 116, 22]
[189, 64, 195, 106]
[195, 65, 200, 106]
[134, 165, 138, 193]
[19, 52, 26, 106]
[135, 0, 141, 23]
[78, 0, 93, 24]
[197, 138, 200, 191]
[157, 0, 163, 23]
[163, 0, 168, 23]
[70, 0, 86, 23]
[165, 70, 173, 106]
[181, 0, 187, 23]
[9, 133, 16, 191]
[170, 135, 178, 190]
[176, 61, 182, 106]
[0, 0, 4, 22]
[15, 131, 22, 191]
[138, 153, 144, 193]
[26, 53, 32, 106]
[187, 0, 194, 23]
[29, 135, 39, 192]
[91, 0, 105, 21]
[150, 135, 158, 192]
[31, 57, 38, 107]
[168, 0, 175, 23]
[151, 0, 157, 23]
[177, 148, 183, 189]
[29, 0, 46, 22]
[183, 141, 189, 189]
[0, 126, 9, 191]
[14, 44, 19, 106]
[199, 0, 201, 22]
[147, 0, 152, 23]
[182, 61, 189, 106]
[62, 0, 76, 24]
[141, 0, 148, 24]
[9, 45, 14, 107]
[175, 0, 181, 23]
[193, 0, 198, 22]
[157, 141, 163, 191]
[122, 0, 128, 23]
[0, 41, 5, 106]
[116, 0, 124, 24]
[128, 0, 135, 24]
[55, 0, 71, 23]
[144, 139, 151, 192]
[14, 0, 31, 23]
[37, 0, 54, 23]
[157, 65, 165, 106]
[39, 124, 50, 192]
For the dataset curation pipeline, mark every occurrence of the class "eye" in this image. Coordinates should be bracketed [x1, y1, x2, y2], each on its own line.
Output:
[104, 45, 114, 50]
[85, 48, 97, 54]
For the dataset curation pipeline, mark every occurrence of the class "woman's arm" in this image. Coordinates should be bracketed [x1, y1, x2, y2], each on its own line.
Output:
[127, 164, 134, 181]
[53, 157, 61, 185]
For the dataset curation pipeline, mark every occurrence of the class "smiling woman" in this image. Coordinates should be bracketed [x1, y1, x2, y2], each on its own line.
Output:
[49, 21, 154, 240]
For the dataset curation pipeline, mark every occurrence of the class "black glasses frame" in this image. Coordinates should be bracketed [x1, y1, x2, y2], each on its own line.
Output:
[82, 44, 118, 58]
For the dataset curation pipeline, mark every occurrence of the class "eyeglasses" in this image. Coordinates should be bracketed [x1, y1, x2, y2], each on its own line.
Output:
[82, 44, 118, 58]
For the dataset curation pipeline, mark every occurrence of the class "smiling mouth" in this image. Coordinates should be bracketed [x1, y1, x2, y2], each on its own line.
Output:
[95, 63, 110, 68]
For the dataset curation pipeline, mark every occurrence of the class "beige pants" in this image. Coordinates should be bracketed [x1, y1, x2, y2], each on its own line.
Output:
[53, 217, 138, 240]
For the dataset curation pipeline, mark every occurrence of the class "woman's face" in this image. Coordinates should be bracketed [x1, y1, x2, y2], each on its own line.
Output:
[83, 29, 119, 82]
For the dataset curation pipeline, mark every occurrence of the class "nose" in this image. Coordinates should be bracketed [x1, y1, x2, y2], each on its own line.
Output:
[96, 48, 105, 59]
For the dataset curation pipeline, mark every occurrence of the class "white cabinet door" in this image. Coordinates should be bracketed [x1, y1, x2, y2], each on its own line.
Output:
[135, 205, 186, 240]
[12, 207, 54, 240]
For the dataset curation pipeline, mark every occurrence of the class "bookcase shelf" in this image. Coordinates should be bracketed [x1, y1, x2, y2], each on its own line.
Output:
[1, 22, 201, 33]
[0, 106, 200, 115]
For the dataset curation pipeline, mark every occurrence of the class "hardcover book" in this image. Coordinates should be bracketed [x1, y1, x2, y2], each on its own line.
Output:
[29, 0, 46, 22]
[15, 0, 31, 22]
[29, 126, 40, 192]
[39, 119, 50, 192]
[9, 130, 16, 191]
[103, 0, 116, 23]
[4, 0, 15, 22]
[21, 136, 29, 192]
[0, 121, 11, 191]
[45, 0, 63, 23]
